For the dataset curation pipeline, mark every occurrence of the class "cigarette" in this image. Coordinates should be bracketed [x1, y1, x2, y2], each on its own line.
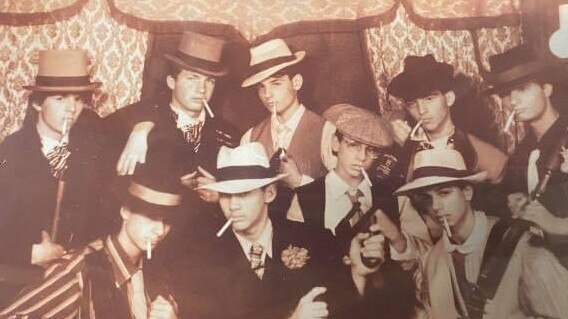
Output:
[410, 120, 424, 140]
[503, 112, 515, 133]
[146, 238, 152, 260]
[361, 167, 372, 186]
[216, 219, 233, 237]
[61, 119, 68, 140]
[442, 216, 453, 238]
[203, 99, 215, 118]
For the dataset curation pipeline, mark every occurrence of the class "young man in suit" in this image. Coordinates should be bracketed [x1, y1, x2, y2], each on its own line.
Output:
[174, 142, 386, 319]
[0, 159, 183, 318]
[386, 148, 568, 319]
[287, 103, 416, 319]
[486, 44, 568, 270]
[0, 49, 110, 305]
[106, 31, 241, 266]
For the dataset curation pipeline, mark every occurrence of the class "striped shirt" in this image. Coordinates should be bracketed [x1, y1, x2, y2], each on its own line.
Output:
[0, 236, 143, 319]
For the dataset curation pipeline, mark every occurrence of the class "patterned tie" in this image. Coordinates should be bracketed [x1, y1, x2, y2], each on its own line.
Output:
[46, 142, 70, 179]
[335, 190, 364, 254]
[527, 148, 541, 194]
[249, 243, 264, 279]
[275, 123, 289, 151]
[181, 122, 203, 152]
[129, 269, 148, 319]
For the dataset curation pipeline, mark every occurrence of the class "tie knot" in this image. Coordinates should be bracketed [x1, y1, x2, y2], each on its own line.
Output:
[346, 189, 363, 206]
[250, 243, 263, 257]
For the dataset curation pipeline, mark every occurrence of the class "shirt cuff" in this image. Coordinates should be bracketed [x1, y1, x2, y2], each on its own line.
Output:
[390, 231, 414, 261]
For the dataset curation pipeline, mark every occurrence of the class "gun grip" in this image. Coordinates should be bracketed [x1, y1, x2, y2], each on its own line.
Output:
[360, 214, 382, 268]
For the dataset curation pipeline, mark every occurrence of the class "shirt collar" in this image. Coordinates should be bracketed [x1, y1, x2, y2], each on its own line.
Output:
[233, 218, 273, 259]
[272, 104, 305, 131]
[170, 105, 206, 128]
[326, 170, 372, 203]
[39, 132, 68, 156]
[443, 211, 488, 254]
[105, 236, 141, 288]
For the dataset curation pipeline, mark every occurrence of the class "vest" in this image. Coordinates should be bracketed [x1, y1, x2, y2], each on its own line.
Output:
[250, 109, 327, 179]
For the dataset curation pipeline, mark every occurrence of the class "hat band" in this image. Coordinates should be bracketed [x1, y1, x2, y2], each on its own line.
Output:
[248, 55, 296, 79]
[35, 75, 92, 87]
[488, 61, 542, 84]
[217, 165, 275, 181]
[412, 166, 473, 180]
[128, 182, 182, 207]
[175, 50, 224, 73]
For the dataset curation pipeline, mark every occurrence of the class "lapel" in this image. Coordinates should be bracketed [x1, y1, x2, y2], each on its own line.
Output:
[296, 177, 326, 229]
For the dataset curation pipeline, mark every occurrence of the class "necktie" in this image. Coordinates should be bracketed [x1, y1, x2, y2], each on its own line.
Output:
[46, 142, 70, 179]
[129, 269, 148, 319]
[181, 122, 203, 152]
[527, 148, 541, 194]
[275, 123, 289, 151]
[250, 243, 264, 279]
[335, 190, 364, 254]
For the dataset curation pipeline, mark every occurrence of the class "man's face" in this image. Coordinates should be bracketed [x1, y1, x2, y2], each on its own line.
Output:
[500, 82, 552, 123]
[219, 185, 276, 238]
[411, 184, 472, 230]
[256, 74, 301, 119]
[333, 135, 378, 182]
[168, 69, 216, 115]
[33, 94, 86, 138]
[121, 207, 172, 253]
[405, 91, 454, 136]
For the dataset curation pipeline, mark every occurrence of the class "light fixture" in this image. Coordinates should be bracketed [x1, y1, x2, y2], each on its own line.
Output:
[549, 4, 568, 58]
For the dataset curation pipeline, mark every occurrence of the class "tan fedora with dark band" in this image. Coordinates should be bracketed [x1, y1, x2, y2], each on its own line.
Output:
[241, 38, 305, 88]
[164, 31, 228, 77]
[24, 49, 101, 92]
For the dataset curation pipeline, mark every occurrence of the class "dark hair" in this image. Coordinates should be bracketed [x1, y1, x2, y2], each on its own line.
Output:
[167, 64, 184, 79]
[409, 180, 473, 216]
[29, 91, 92, 106]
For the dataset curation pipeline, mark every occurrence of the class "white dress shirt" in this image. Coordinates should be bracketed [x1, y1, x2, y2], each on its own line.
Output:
[234, 218, 273, 278]
[170, 105, 206, 128]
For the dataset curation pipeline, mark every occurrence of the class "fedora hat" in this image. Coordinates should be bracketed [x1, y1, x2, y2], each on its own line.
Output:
[241, 38, 305, 87]
[388, 54, 455, 102]
[484, 44, 564, 95]
[115, 154, 184, 217]
[323, 103, 394, 148]
[395, 149, 487, 195]
[199, 142, 286, 194]
[164, 31, 228, 77]
[24, 49, 101, 92]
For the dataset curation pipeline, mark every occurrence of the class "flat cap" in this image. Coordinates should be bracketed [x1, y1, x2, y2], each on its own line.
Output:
[323, 103, 394, 148]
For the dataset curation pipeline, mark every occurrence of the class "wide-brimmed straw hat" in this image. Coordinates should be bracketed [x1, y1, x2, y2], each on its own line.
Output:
[23, 49, 101, 92]
[395, 149, 487, 195]
[387, 54, 455, 102]
[241, 38, 305, 88]
[484, 44, 565, 95]
[323, 103, 394, 148]
[199, 142, 286, 194]
[164, 31, 228, 77]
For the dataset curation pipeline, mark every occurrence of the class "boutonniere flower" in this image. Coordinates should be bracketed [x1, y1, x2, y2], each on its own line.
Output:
[281, 245, 310, 270]
[560, 146, 568, 174]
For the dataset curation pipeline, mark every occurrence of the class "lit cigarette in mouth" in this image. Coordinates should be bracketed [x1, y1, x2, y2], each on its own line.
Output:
[61, 119, 69, 141]
[146, 238, 152, 260]
[442, 216, 453, 238]
[203, 99, 215, 118]
[216, 219, 233, 237]
[410, 120, 424, 140]
[361, 167, 372, 186]
[503, 112, 515, 133]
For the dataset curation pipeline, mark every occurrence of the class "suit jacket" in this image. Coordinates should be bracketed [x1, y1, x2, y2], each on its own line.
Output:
[0, 109, 111, 305]
[294, 176, 416, 319]
[174, 219, 357, 319]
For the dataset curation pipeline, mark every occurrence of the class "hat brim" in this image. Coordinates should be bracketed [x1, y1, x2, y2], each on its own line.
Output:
[164, 53, 228, 77]
[113, 182, 182, 217]
[395, 171, 487, 195]
[198, 175, 286, 194]
[23, 82, 102, 92]
[241, 51, 305, 88]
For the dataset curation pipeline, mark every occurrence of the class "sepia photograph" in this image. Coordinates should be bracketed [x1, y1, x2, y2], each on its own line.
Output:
[0, 0, 567, 318]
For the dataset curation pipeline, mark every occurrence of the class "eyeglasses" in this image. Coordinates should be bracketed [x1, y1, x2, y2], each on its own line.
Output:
[342, 137, 381, 159]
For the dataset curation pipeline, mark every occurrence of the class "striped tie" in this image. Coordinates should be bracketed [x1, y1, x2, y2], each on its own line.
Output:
[46, 142, 70, 179]
[250, 243, 264, 279]
[181, 122, 203, 152]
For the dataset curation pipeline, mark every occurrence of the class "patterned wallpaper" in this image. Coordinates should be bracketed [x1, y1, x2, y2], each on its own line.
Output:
[0, 0, 522, 142]
[0, 0, 148, 141]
